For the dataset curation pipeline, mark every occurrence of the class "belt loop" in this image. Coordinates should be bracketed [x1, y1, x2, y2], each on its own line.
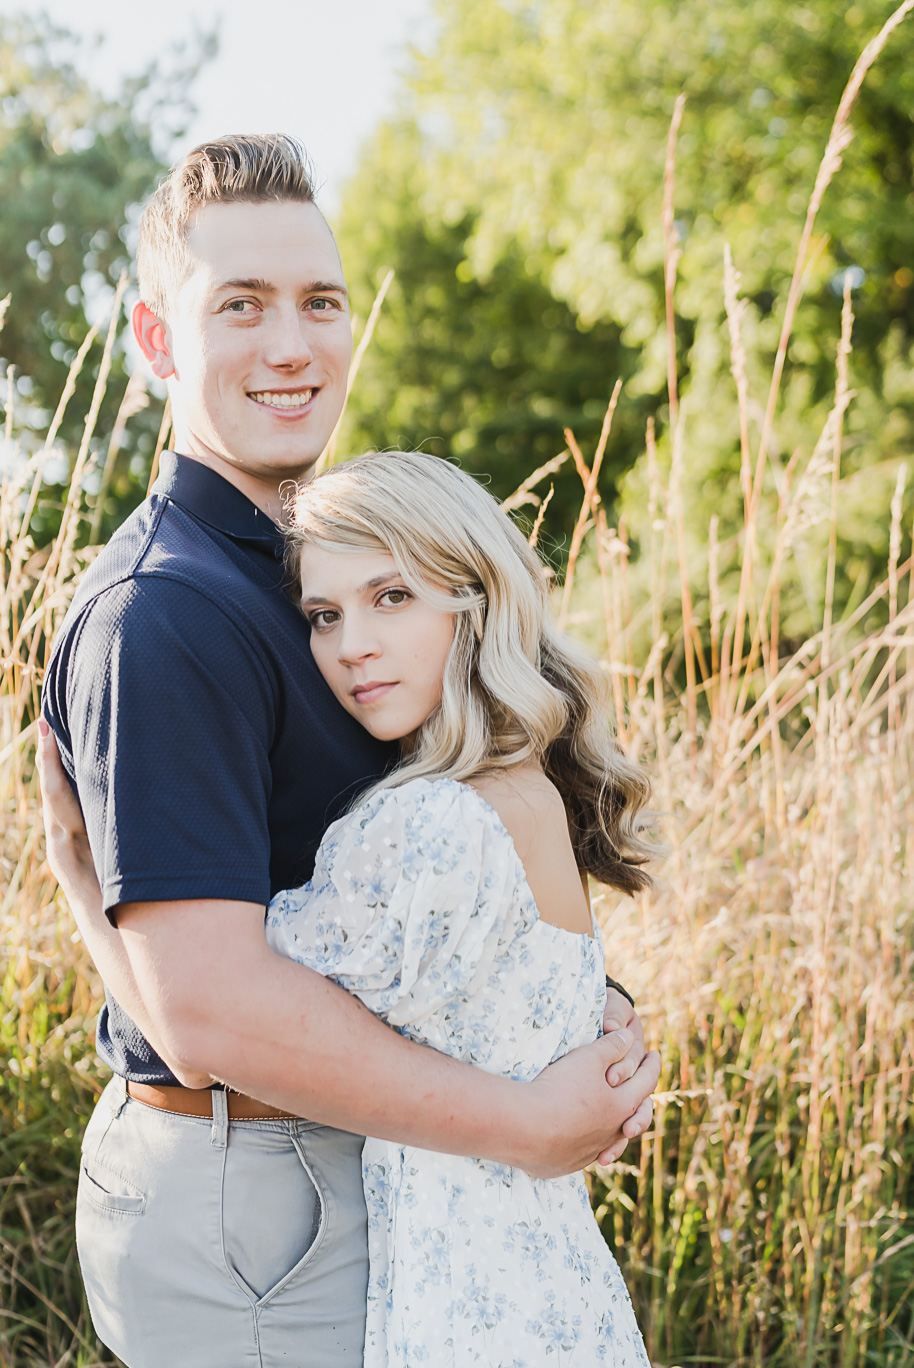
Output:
[210, 1089, 229, 1149]
[111, 1074, 129, 1119]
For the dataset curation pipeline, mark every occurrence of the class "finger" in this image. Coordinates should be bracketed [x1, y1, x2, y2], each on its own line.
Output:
[595, 1028, 633, 1072]
[37, 719, 64, 791]
[606, 1042, 644, 1088]
[596, 1137, 629, 1166]
[610, 1048, 660, 1109]
[602, 987, 634, 1035]
[36, 718, 49, 779]
[621, 1096, 654, 1139]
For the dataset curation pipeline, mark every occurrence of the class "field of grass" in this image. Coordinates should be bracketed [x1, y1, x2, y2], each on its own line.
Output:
[2, 9, 913, 1366]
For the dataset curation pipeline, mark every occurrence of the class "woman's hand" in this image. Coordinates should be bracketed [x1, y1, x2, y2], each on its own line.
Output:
[37, 719, 102, 914]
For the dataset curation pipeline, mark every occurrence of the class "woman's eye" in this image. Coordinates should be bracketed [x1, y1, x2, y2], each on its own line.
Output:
[380, 589, 411, 607]
[310, 609, 340, 629]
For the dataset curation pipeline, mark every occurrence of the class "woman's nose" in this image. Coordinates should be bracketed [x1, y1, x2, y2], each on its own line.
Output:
[337, 616, 380, 665]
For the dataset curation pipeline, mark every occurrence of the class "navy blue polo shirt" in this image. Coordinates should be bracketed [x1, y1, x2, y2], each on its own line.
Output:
[42, 451, 396, 1086]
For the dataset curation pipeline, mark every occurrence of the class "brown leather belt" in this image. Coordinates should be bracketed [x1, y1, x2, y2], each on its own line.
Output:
[127, 1081, 300, 1121]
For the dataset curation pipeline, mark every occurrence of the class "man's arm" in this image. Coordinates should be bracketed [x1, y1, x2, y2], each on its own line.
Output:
[39, 722, 657, 1171]
[118, 896, 659, 1178]
[37, 720, 215, 1088]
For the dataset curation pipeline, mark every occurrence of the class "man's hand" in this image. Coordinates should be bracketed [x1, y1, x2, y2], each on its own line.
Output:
[603, 987, 646, 1084]
[600, 988, 654, 1161]
[521, 1030, 661, 1178]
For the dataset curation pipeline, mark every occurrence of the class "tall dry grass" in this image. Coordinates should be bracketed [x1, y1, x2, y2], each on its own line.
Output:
[2, 5, 914, 1364]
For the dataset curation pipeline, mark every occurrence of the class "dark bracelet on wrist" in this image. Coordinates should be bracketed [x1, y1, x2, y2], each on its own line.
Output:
[605, 975, 635, 1009]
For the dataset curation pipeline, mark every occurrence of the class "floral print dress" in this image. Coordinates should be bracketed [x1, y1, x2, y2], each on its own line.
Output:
[265, 776, 650, 1367]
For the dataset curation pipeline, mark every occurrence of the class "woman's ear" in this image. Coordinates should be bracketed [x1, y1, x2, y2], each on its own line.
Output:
[132, 302, 175, 380]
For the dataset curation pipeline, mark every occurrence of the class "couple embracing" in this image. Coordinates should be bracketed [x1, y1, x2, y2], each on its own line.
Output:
[39, 133, 661, 1367]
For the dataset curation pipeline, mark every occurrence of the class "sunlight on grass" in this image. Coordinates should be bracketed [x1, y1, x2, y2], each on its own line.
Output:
[2, 7, 913, 1363]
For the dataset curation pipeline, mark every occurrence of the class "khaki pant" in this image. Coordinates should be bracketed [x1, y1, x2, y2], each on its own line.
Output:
[76, 1076, 368, 1367]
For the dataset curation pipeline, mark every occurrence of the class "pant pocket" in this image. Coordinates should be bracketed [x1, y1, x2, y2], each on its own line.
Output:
[80, 1153, 146, 1215]
[222, 1128, 324, 1301]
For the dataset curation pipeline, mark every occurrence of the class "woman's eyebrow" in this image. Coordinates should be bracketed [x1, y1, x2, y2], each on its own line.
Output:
[300, 573, 399, 607]
[357, 573, 402, 593]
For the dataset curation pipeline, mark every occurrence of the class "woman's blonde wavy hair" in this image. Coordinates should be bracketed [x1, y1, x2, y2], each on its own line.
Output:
[286, 452, 653, 894]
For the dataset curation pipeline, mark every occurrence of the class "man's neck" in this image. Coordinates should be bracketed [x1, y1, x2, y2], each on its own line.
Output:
[170, 448, 314, 525]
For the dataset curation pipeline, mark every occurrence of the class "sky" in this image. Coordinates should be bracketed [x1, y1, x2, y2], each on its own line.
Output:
[3, 0, 437, 214]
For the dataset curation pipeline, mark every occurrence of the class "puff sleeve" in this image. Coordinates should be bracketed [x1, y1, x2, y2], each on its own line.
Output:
[265, 777, 534, 1038]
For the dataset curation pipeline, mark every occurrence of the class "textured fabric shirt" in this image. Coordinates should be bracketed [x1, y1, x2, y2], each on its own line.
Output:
[42, 451, 395, 1085]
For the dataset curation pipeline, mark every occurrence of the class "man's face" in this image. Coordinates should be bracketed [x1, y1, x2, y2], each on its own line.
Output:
[158, 200, 352, 506]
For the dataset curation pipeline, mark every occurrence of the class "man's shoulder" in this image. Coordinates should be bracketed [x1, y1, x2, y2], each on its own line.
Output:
[47, 498, 281, 696]
[61, 494, 262, 628]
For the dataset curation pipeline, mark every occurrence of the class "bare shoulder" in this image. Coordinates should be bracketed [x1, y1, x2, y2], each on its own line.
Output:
[468, 764, 591, 933]
[468, 765, 568, 849]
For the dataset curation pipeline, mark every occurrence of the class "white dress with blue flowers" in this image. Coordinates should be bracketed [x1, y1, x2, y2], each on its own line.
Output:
[265, 776, 650, 1367]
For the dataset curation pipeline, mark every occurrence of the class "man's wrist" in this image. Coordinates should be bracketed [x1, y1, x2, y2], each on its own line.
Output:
[605, 974, 635, 1008]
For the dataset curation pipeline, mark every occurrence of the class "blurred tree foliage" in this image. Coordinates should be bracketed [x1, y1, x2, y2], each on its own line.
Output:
[338, 0, 914, 621]
[336, 123, 650, 538]
[0, 15, 211, 537]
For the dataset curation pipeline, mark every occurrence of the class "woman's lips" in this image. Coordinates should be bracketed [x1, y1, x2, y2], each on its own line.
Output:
[351, 682, 398, 705]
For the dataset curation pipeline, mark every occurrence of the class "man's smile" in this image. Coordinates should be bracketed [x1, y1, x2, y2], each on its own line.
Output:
[248, 388, 316, 410]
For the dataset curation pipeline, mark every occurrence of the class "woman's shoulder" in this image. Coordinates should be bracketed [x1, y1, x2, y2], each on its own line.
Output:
[350, 769, 566, 843]
[467, 765, 567, 842]
[353, 777, 495, 826]
[327, 774, 498, 850]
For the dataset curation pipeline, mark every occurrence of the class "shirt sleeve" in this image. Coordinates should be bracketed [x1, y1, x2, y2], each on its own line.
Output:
[56, 576, 277, 917]
[265, 778, 534, 1034]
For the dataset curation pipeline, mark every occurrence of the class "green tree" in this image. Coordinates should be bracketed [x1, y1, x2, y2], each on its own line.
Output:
[0, 15, 212, 535]
[338, 0, 914, 618]
[336, 122, 645, 538]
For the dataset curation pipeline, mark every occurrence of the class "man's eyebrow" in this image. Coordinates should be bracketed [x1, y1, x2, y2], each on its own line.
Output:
[304, 279, 349, 299]
[219, 277, 275, 293]
[300, 573, 400, 607]
[216, 278, 349, 298]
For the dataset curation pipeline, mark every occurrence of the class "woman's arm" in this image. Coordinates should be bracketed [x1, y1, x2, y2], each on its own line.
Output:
[37, 721, 214, 1088]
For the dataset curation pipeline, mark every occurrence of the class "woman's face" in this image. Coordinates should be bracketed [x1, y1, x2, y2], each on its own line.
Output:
[299, 546, 456, 743]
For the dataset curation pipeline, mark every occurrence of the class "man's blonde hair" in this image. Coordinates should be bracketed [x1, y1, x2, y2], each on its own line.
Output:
[137, 133, 317, 319]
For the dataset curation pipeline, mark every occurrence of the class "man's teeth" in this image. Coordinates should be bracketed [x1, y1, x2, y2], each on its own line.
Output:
[249, 390, 314, 408]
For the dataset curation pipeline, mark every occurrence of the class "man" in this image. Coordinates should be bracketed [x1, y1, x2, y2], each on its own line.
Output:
[40, 134, 659, 1367]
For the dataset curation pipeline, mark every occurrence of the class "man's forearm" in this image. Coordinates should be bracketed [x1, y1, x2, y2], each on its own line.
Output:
[119, 898, 655, 1176]
[64, 891, 214, 1089]
[130, 910, 529, 1157]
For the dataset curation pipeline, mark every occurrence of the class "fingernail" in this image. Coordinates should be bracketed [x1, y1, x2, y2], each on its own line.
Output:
[38, 719, 49, 738]
[613, 1028, 633, 1046]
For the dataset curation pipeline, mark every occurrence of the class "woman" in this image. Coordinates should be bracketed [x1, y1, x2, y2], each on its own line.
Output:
[42, 452, 655, 1365]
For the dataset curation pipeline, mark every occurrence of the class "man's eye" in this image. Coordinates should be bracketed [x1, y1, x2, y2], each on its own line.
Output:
[223, 299, 256, 314]
[307, 297, 336, 312]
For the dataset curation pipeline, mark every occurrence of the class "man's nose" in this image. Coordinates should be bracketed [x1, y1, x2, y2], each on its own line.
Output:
[265, 306, 315, 370]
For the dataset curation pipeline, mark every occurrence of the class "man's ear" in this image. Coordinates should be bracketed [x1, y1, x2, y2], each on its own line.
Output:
[132, 302, 175, 380]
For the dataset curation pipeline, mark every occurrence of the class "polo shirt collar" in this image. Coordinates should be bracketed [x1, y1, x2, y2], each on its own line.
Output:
[151, 451, 286, 555]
